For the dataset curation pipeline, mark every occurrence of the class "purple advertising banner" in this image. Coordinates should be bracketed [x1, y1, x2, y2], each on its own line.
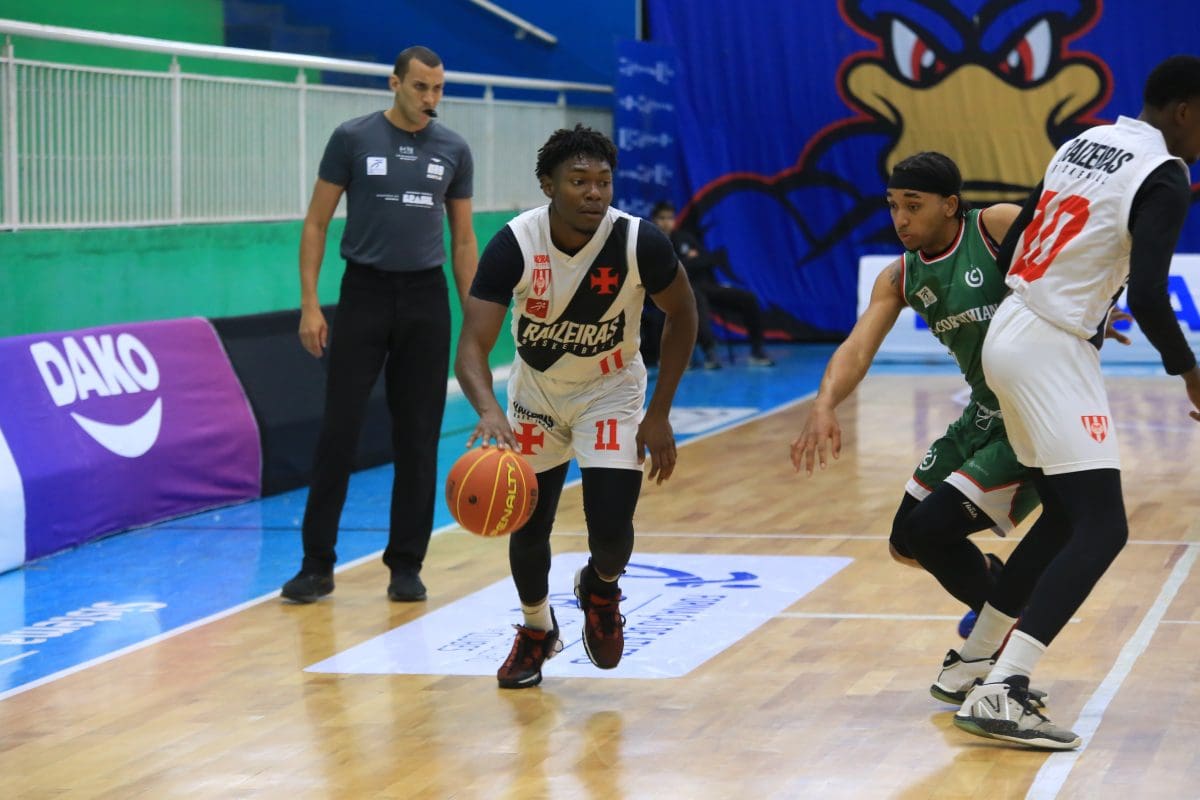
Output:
[0, 318, 261, 562]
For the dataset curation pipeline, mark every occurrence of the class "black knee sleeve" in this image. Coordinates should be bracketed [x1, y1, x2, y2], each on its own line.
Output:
[898, 484, 998, 610]
[1013, 469, 1128, 645]
[508, 463, 569, 604]
[889, 492, 921, 559]
[581, 467, 642, 579]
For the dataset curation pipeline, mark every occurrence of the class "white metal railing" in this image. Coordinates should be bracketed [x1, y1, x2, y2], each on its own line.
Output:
[0, 19, 613, 230]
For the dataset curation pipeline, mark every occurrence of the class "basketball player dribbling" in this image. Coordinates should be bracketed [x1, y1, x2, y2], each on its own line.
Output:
[454, 125, 698, 689]
[953, 55, 1200, 749]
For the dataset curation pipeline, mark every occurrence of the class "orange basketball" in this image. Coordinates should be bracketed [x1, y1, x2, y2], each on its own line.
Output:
[445, 447, 538, 537]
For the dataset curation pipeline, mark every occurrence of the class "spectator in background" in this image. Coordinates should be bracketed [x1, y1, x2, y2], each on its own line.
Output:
[651, 201, 774, 367]
[280, 45, 478, 604]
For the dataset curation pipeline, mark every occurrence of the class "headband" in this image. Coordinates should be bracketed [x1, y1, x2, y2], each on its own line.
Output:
[887, 165, 960, 196]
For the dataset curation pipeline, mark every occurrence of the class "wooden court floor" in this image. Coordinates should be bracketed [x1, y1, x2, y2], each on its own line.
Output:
[1, 374, 1197, 799]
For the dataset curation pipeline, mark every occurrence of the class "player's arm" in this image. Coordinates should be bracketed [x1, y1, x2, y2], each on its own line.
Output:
[453, 227, 523, 449]
[790, 258, 906, 474]
[642, 265, 698, 484]
[1124, 162, 1200, 420]
[978, 202, 1022, 250]
[995, 182, 1043, 273]
[446, 196, 479, 308]
[455, 297, 516, 449]
[636, 222, 697, 485]
[298, 177, 345, 357]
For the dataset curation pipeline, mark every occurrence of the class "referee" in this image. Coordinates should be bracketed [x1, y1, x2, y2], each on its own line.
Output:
[281, 45, 478, 604]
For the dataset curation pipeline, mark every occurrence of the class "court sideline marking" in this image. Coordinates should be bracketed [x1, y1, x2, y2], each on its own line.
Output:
[1026, 542, 1198, 799]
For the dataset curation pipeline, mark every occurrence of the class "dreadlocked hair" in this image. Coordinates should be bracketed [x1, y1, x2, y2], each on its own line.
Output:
[535, 124, 618, 179]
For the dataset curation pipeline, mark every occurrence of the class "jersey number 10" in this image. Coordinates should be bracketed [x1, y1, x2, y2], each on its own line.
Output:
[1009, 190, 1091, 282]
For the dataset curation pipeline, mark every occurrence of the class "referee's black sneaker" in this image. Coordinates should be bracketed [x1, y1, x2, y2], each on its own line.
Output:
[387, 569, 428, 602]
[280, 571, 334, 603]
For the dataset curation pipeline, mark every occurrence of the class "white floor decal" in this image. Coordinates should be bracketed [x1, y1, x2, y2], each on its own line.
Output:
[307, 553, 851, 680]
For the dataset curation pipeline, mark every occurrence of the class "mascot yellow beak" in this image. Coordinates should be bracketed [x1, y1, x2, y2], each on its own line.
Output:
[845, 62, 1104, 203]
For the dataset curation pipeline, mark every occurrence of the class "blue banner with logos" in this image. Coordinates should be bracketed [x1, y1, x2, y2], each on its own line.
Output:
[647, 0, 1200, 341]
[613, 40, 689, 221]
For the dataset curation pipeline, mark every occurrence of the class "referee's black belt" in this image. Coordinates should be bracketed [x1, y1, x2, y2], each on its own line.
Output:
[347, 261, 443, 278]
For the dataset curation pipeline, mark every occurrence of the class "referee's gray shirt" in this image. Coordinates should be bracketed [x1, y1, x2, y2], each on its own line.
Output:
[318, 111, 473, 272]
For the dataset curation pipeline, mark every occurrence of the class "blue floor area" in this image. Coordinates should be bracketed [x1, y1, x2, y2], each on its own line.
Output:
[0, 343, 835, 695]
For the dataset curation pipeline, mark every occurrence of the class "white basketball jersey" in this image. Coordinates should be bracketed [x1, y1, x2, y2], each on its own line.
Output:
[506, 205, 646, 383]
[1006, 116, 1188, 339]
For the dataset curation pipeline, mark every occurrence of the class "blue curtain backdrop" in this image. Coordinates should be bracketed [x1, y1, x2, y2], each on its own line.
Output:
[646, 0, 1200, 338]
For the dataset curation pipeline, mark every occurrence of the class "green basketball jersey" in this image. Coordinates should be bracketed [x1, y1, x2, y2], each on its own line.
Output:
[902, 209, 1006, 407]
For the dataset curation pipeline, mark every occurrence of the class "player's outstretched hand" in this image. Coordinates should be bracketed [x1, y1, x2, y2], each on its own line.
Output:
[637, 411, 676, 485]
[790, 404, 841, 475]
[466, 407, 518, 450]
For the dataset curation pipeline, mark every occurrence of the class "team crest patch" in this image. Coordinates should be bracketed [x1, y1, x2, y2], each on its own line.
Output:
[590, 267, 619, 295]
[915, 286, 938, 307]
[1081, 415, 1109, 443]
[366, 156, 387, 175]
[525, 298, 549, 318]
[531, 266, 551, 297]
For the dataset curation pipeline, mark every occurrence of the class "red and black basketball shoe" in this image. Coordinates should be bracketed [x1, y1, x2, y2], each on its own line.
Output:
[574, 565, 626, 669]
[497, 608, 561, 689]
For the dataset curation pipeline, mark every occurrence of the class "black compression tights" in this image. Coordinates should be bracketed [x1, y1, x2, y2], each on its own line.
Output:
[508, 464, 642, 605]
[995, 468, 1127, 646]
[890, 484, 1000, 611]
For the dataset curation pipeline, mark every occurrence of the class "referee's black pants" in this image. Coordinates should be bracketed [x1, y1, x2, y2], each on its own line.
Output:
[300, 262, 450, 577]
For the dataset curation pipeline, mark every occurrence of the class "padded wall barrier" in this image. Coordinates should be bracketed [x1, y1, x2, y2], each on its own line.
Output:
[210, 306, 393, 497]
[0, 318, 262, 572]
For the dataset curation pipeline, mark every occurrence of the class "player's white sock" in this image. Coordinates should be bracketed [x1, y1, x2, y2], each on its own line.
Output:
[961, 603, 1018, 660]
[522, 598, 554, 631]
[986, 629, 1046, 683]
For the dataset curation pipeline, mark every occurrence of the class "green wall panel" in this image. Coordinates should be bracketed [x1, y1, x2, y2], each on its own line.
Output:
[0, 209, 519, 369]
[0, 0, 318, 82]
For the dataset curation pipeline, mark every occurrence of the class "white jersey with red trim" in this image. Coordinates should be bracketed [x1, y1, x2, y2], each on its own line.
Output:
[506, 205, 647, 384]
[1006, 116, 1188, 339]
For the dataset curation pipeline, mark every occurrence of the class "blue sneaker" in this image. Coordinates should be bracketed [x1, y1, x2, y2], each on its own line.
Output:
[958, 609, 978, 639]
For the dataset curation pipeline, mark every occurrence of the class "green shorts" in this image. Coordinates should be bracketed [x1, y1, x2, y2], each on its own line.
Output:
[905, 400, 1040, 534]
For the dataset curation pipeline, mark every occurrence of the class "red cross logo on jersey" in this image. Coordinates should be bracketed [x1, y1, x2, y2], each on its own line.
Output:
[590, 267, 619, 295]
[1081, 415, 1109, 443]
[531, 266, 550, 297]
[513, 422, 545, 455]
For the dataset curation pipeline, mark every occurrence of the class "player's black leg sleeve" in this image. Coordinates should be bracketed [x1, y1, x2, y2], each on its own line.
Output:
[508, 462, 569, 605]
[888, 492, 921, 559]
[986, 469, 1071, 618]
[1011, 469, 1127, 646]
[898, 483, 999, 610]
[580, 467, 642, 587]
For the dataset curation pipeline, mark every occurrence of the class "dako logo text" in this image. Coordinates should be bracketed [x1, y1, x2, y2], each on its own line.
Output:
[29, 333, 163, 458]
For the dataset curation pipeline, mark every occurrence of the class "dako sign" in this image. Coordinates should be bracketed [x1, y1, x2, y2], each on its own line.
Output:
[29, 333, 163, 458]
